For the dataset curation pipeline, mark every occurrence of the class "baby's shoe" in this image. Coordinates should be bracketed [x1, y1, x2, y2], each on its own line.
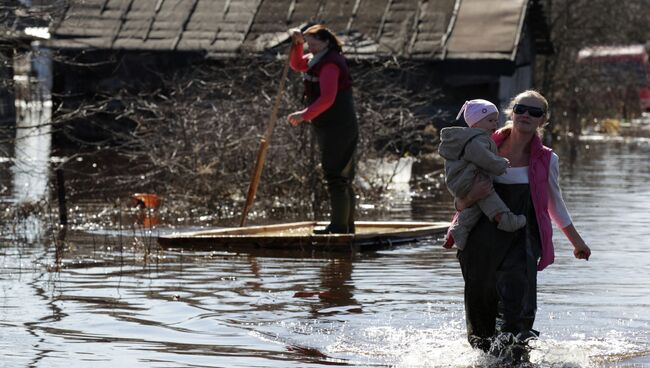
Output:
[496, 212, 526, 232]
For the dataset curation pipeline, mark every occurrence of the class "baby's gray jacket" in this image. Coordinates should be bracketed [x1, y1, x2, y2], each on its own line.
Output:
[438, 127, 509, 199]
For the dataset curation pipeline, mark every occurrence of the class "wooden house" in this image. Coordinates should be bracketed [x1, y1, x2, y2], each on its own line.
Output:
[39, 0, 552, 131]
[48, 0, 551, 97]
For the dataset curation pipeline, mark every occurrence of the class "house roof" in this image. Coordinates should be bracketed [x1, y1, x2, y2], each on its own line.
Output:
[48, 0, 551, 61]
[446, 0, 527, 60]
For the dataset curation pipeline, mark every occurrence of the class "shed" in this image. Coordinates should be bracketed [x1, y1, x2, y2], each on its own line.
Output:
[50, 0, 551, 98]
[20, 0, 551, 131]
[49, 0, 551, 58]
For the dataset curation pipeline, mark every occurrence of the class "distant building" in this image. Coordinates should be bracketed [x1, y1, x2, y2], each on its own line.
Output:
[578, 44, 650, 113]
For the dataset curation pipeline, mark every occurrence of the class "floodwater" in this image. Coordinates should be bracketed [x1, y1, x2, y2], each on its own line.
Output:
[1, 136, 650, 367]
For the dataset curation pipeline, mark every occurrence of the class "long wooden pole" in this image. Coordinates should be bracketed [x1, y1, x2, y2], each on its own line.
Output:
[240, 50, 292, 227]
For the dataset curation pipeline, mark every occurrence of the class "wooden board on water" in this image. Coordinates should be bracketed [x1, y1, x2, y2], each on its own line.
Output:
[157, 221, 450, 252]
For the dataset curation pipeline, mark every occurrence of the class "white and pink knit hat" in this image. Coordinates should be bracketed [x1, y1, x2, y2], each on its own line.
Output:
[456, 99, 498, 127]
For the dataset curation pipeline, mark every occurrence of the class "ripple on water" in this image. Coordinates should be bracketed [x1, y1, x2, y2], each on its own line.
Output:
[2, 137, 650, 367]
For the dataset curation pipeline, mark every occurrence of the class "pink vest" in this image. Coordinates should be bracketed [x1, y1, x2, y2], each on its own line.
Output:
[443, 129, 555, 271]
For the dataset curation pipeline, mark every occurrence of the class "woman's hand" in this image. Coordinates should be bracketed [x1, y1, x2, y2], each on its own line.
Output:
[288, 112, 305, 126]
[456, 174, 493, 211]
[573, 241, 591, 260]
[289, 28, 304, 45]
[561, 223, 591, 261]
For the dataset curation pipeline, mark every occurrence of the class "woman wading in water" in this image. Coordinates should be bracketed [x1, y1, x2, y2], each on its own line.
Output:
[447, 90, 591, 362]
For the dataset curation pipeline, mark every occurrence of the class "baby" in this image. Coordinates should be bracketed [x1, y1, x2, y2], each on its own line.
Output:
[438, 99, 526, 249]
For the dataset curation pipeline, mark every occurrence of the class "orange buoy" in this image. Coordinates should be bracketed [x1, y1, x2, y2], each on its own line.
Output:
[131, 193, 161, 209]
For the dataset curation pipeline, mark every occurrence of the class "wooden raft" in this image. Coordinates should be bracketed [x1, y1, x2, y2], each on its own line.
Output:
[157, 221, 450, 253]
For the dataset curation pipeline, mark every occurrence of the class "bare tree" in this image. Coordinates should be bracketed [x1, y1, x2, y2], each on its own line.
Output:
[2, 0, 443, 222]
[51, 55, 443, 220]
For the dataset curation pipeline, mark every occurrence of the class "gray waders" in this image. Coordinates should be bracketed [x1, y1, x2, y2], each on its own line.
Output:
[457, 183, 541, 351]
[311, 88, 359, 233]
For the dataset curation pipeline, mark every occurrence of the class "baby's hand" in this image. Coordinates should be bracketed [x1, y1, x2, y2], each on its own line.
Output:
[497, 158, 510, 175]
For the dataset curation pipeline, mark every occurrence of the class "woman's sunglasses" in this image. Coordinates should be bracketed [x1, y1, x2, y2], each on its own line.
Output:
[513, 104, 545, 118]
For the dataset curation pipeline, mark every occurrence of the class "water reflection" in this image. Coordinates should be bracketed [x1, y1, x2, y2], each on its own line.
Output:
[11, 102, 51, 202]
[11, 44, 52, 203]
[1, 137, 650, 367]
[313, 259, 359, 316]
[291, 257, 360, 320]
[359, 157, 417, 214]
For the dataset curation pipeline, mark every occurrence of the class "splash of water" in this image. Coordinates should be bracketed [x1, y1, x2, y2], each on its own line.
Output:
[322, 323, 646, 367]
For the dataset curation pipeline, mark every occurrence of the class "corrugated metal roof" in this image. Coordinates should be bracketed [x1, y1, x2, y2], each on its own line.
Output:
[445, 0, 527, 60]
[49, 0, 548, 60]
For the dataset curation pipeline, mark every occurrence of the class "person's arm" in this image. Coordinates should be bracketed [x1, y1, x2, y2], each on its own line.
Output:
[289, 29, 309, 72]
[454, 174, 493, 211]
[547, 153, 572, 227]
[463, 138, 509, 176]
[547, 154, 591, 260]
[301, 64, 339, 121]
[561, 223, 591, 260]
[288, 64, 339, 125]
[290, 43, 309, 72]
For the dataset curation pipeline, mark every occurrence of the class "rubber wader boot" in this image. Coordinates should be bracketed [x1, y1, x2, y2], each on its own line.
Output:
[348, 186, 356, 233]
[327, 181, 351, 233]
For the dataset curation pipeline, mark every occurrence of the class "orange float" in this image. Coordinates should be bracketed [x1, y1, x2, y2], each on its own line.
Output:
[131, 193, 161, 209]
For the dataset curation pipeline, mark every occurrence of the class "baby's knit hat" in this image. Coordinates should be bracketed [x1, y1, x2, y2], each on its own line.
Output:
[456, 99, 498, 127]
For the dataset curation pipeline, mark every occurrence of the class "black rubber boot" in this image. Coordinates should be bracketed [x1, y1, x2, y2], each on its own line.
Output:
[488, 332, 533, 364]
[326, 179, 351, 233]
[516, 329, 539, 343]
[347, 186, 356, 234]
[468, 335, 491, 353]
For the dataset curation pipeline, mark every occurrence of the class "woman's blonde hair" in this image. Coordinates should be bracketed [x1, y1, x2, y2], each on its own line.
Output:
[303, 24, 344, 52]
[500, 89, 550, 137]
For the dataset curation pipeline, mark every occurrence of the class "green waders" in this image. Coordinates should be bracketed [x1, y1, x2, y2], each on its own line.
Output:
[457, 183, 541, 351]
[311, 88, 359, 233]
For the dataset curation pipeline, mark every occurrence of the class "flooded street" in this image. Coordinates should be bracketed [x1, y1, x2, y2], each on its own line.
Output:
[1, 136, 650, 367]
